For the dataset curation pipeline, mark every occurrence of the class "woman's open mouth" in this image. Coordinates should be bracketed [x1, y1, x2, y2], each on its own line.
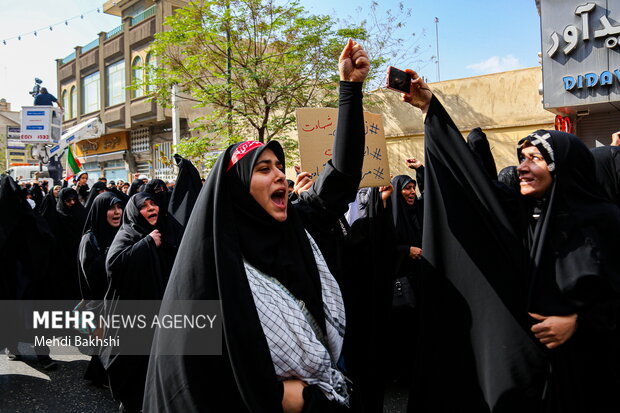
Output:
[271, 189, 287, 209]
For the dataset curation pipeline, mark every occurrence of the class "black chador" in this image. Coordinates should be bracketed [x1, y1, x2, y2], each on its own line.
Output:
[143, 82, 365, 413]
[44, 187, 87, 299]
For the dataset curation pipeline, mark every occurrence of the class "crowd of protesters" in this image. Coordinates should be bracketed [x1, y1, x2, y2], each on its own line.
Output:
[2, 39, 620, 413]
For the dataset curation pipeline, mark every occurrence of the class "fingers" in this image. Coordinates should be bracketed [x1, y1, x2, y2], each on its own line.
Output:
[294, 172, 313, 195]
[299, 181, 313, 193]
[295, 171, 312, 183]
[354, 55, 370, 69]
[351, 43, 365, 60]
[351, 44, 368, 65]
[339, 38, 354, 62]
[528, 312, 546, 321]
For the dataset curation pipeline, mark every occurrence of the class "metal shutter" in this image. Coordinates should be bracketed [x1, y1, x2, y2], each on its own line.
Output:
[576, 111, 620, 148]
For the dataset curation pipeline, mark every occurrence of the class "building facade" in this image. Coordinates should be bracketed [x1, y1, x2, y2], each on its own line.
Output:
[56, 0, 197, 182]
[363, 67, 556, 177]
[539, 0, 620, 146]
[0, 99, 29, 172]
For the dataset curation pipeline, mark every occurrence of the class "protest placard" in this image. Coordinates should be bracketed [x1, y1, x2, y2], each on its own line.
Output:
[296, 108, 390, 187]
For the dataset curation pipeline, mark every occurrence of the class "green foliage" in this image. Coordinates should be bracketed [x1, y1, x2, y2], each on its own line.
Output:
[144, 0, 426, 170]
[144, 0, 344, 167]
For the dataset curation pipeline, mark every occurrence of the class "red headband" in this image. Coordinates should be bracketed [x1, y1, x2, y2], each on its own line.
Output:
[226, 141, 265, 171]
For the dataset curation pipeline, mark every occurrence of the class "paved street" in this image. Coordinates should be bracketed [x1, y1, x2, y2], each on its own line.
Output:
[0, 343, 117, 413]
[2, 343, 409, 413]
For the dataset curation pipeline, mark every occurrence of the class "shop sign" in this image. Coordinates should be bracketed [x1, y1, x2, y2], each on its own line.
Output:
[562, 69, 620, 90]
[7, 127, 20, 139]
[541, 0, 620, 109]
[75, 132, 129, 157]
[547, 3, 620, 58]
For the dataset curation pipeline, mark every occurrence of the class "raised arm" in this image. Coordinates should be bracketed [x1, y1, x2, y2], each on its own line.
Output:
[332, 39, 369, 176]
[298, 40, 370, 221]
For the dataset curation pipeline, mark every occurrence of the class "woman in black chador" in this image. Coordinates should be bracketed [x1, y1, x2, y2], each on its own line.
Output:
[143, 40, 370, 413]
[103, 191, 176, 413]
[590, 145, 620, 207]
[389, 174, 423, 279]
[45, 187, 87, 299]
[401, 71, 620, 413]
[78, 192, 123, 387]
[516, 131, 620, 412]
[385, 173, 423, 384]
[79, 192, 123, 300]
[84, 181, 109, 212]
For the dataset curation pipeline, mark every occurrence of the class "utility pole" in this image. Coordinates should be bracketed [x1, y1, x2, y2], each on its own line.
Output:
[171, 83, 180, 148]
[226, 0, 233, 140]
[435, 17, 440, 82]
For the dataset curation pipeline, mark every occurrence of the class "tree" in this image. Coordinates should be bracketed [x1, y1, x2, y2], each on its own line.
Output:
[147, 0, 344, 166]
[146, 0, 429, 168]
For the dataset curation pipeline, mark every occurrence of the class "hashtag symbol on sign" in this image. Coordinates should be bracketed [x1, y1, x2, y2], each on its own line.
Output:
[369, 148, 381, 160]
[369, 123, 379, 134]
[373, 167, 384, 180]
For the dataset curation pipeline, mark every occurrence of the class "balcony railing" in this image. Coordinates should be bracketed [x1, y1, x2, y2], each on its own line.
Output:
[131, 5, 156, 26]
[61, 52, 76, 65]
[82, 38, 99, 53]
[106, 24, 124, 39]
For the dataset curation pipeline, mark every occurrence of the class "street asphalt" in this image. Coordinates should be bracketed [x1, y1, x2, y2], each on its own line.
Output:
[1, 342, 409, 413]
[0, 342, 117, 413]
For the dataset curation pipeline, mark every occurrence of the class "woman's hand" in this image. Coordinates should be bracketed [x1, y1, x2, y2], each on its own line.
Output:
[149, 229, 162, 247]
[293, 171, 313, 196]
[282, 379, 307, 413]
[401, 69, 432, 114]
[529, 312, 577, 349]
[406, 158, 423, 169]
[339, 39, 370, 83]
[379, 183, 393, 208]
[409, 246, 422, 259]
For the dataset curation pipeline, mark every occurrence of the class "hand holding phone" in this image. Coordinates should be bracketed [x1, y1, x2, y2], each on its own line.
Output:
[385, 66, 412, 94]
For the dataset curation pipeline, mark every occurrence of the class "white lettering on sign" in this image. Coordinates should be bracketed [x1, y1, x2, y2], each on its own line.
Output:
[548, 2, 620, 57]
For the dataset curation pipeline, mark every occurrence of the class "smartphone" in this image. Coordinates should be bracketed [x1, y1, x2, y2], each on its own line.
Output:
[385, 66, 411, 94]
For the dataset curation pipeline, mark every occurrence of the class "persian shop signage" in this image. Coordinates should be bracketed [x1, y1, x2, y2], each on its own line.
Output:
[541, 0, 620, 107]
[547, 2, 620, 58]
[75, 132, 129, 156]
[562, 69, 620, 90]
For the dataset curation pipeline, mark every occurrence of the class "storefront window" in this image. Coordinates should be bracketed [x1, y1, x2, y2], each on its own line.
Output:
[104, 159, 128, 182]
[82, 161, 100, 181]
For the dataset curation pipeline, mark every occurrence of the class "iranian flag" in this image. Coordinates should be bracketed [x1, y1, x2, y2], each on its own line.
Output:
[65, 145, 82, 181]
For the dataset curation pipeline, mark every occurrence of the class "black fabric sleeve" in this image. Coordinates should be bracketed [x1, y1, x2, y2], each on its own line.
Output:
[106, 236, 156, 297]
[30, 183, 44, 209]
[302, 385, 349, 413]
[297, 82, 365, 225]
[332, 81, 364, 177]
[78, 234, 109, 299]
[414, 165, 425, 194]
[467, 127, 498, 180]
[397, 244, 410, 257]
[577, 302, 619, 333]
